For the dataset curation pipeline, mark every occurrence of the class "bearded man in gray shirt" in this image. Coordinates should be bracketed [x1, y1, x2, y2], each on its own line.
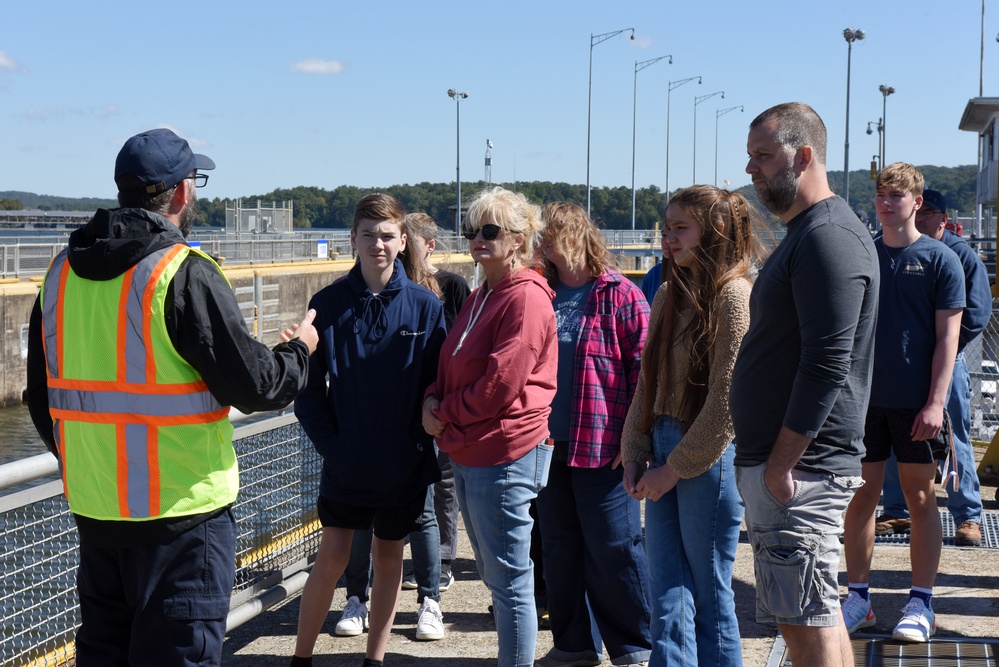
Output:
[729, 102, 879, 667]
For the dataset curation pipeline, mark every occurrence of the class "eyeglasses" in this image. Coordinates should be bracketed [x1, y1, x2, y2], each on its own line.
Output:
[188, 172, 209, 188]
[462, 224, 508, 241]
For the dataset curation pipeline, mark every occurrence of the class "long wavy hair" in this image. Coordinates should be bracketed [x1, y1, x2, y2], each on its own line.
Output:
[639, 185, 769, 432]
[540, 202, 615, 286]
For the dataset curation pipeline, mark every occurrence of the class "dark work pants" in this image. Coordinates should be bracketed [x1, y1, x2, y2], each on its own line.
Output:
[74, 510, 236, 667]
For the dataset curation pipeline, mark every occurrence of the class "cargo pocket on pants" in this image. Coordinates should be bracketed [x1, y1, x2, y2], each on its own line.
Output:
[751, 528, 822, 620]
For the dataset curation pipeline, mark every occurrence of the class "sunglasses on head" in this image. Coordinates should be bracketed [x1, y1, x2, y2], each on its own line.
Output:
[462, 224, 508, 241]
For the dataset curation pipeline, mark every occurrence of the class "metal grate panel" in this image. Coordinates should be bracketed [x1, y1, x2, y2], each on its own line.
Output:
[770, 636, 999, 666]
[874, 509, 999, 550]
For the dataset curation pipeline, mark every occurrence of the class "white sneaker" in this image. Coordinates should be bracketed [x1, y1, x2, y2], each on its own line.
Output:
[415, 598, 445, 641]
[892, 598, 936, 642]
[841, 591, 876, 634]
[334, 596, 369, 637]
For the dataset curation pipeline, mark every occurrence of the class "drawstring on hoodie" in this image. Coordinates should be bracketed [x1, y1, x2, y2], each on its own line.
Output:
[452, 287, 492, 356]
[353, 291, 391, 338]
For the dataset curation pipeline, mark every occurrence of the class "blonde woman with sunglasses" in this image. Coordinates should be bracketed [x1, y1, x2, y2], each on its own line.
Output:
[422, 186, 557, 667]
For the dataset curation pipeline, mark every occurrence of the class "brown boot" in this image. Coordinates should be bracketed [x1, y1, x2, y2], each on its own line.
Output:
[874, 514, 911, 536]
[954, 521, 982, 547]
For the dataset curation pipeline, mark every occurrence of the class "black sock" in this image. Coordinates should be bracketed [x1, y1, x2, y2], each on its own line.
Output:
[289, 657, 312, 667]
[361, 659, 384, 667]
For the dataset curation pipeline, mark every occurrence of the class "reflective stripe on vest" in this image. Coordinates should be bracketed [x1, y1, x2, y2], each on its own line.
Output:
[40, 244, 235, 520]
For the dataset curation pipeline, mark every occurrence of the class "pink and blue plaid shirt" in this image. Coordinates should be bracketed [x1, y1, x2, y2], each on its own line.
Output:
[564, 268, 650, 468]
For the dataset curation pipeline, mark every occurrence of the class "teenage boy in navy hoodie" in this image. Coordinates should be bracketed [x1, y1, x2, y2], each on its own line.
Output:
[290, 194, 447, 667]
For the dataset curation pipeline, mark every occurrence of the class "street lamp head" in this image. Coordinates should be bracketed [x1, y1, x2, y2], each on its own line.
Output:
[697, 77, 703, 84]
[448, 89, 456, 98]
[487, 139, 494, 148]
[668, 55, 673, 64]
[879, 84, 895, 97]
[843, 27, 865, 42]
[721, 91, 725, 99]
[866, 123, 873, 135]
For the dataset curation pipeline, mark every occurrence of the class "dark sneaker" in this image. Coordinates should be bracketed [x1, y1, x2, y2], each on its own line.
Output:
[874, 514, 911, 536]
[955, 521, 982, 547]
[402, 570, 418, 590]
[439, 562, 454, 592]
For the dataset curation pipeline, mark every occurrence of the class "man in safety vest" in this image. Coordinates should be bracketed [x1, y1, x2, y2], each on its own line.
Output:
[26, 128, 318, 667]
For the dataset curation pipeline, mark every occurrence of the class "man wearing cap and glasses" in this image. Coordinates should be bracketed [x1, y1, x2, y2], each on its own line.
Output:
[26, 128, 319, 666]
[876, 188, 991, 548]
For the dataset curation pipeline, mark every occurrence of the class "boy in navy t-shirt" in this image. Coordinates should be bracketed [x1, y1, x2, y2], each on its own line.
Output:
[841, 163, 964, 643]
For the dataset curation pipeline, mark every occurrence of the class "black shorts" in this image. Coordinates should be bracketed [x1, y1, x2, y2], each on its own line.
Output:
[316, 489, 427, 541]
[862, 406, 949, 464]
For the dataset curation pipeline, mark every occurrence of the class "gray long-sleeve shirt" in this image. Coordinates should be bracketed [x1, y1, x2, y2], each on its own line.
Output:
[730, 196, 879, 477]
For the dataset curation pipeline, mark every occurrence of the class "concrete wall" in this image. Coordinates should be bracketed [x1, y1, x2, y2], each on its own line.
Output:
[1, 255, 479, 407]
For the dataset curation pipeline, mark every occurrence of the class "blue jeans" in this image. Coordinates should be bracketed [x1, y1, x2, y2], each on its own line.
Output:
[344, 484, 441, 603]
[410, 482, 442, 603]
[536, 446, 652, 665]
[882, 353, 982, 524]
[646, 417, 743, 667]
[344, 527, 373, 602]
[436, 448, 459, 561]
[453, 442, 553, 667]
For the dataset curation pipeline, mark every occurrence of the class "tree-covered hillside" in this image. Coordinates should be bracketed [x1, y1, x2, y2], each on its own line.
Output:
[3, 163, 980, 231]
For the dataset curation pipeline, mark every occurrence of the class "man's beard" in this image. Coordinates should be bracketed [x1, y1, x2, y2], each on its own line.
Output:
[757, 163, 798, 216]
[179, 196, 198, 238]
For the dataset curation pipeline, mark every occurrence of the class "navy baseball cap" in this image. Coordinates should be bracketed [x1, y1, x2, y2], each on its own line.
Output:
[114, 128, 215, 195]
[921, 188, 947, 213]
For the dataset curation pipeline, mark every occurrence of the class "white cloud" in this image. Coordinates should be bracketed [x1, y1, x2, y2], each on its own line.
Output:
[0, 49, 23, 71]
[634, 37, 654, 50]
[290, 58, 346, 75]
[19, 104, 119, 122]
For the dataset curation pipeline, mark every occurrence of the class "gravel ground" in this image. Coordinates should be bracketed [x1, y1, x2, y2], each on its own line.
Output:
[223, 453, 999, 666]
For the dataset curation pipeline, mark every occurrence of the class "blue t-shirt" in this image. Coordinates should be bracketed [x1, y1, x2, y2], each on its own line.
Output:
[641, 262, 662, 304]
[870, 235, 965, 409]
[548, 280, 595, 441]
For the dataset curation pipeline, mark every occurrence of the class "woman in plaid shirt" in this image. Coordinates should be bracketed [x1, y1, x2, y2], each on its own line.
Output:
[621, 185, 769, 666]
[534, 202, 653, 667]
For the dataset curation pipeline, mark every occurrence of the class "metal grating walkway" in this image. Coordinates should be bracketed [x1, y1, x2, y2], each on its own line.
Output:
[874, 508, 999, 549]
[769, 636, 999, 666]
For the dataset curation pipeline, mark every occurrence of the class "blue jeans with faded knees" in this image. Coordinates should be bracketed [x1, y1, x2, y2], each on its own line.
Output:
[645, 416, 743, 667]
[882, 353, 982, 524]
[453, 441, 553, 667]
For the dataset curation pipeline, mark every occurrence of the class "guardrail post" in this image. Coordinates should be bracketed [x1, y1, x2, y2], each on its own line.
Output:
[253, 273, 263, 342]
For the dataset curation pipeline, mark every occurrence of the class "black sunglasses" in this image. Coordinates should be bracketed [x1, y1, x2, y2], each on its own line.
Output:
[462, 224, 508, 241]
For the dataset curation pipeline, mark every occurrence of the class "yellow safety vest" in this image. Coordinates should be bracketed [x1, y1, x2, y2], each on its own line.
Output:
[40, 244, 237, 520]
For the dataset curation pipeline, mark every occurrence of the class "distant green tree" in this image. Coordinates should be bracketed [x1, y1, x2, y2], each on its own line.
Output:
[0, 198, 23, 210]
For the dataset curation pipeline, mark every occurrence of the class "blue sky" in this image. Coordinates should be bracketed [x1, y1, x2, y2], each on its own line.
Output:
[1, 1, 996, 202]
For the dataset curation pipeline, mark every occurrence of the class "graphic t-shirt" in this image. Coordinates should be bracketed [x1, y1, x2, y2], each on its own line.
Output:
[548, 280, 595, 441]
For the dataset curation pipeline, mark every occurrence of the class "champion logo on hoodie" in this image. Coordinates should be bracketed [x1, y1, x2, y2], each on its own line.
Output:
[400, 330, 426, 337]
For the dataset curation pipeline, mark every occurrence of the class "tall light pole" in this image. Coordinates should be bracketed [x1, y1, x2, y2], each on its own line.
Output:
[693, 91, 724, 183]
[631, 54, 672, 230]
[587, 27, 635, 216]
[843, 27, 865, 208]
[879, 84, 895, 167]
[447, 88, 469, 235]
[714, 105, 743, 186]
[666, 76, 701, 201]
[866, 119, 884, 172]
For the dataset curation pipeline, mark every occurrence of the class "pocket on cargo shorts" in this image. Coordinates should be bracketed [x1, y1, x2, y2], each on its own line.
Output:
[751, 527, 822, 620]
